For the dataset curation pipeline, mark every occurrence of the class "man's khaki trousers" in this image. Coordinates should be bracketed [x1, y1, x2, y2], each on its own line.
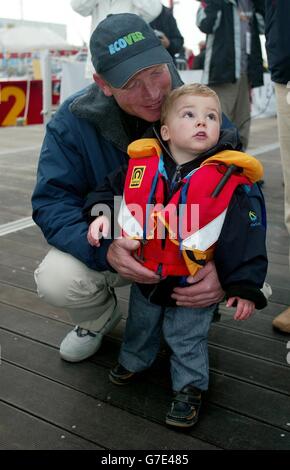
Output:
[34, 247, 129, 331]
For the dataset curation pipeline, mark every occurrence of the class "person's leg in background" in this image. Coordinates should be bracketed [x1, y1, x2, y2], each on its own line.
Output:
[233, 73, 251, 150]
[211, 75, 250, 150]
[34, 247, 129, 361]
[272, 83, 290, 332]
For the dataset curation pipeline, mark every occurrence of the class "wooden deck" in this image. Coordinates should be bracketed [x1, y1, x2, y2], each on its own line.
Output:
[0, 118, 290, 451]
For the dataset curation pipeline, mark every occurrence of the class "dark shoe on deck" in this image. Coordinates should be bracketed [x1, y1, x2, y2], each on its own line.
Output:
[109, 363, 137, 385]
[166, 385, 202, 429]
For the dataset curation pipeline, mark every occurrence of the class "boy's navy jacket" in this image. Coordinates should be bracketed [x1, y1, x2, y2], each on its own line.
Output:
[84, 128, 268, 309]
[265, 0, 290, 84]
[31, 75, 233, 273]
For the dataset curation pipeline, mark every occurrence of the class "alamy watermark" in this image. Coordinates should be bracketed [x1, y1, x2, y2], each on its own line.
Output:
[90, 196, 200, 241]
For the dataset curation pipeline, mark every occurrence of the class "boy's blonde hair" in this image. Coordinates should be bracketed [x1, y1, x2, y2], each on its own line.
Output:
[160, 83, 222, 125]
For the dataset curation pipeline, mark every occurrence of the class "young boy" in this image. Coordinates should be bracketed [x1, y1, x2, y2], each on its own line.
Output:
[86, 84, 268, 428]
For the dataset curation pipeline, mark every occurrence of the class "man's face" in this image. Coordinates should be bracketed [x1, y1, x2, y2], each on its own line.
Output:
[97, 65, 172, 122]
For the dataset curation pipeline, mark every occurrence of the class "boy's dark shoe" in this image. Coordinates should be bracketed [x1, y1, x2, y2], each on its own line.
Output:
[109, 363, 137, 385]
[166, 385, 202, 428]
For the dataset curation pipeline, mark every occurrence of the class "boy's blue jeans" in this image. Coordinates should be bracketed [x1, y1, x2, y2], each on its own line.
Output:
[119, 284, 216, 392]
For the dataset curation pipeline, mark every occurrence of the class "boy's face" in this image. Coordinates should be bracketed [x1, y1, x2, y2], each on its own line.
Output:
[161, 94, 221, 159]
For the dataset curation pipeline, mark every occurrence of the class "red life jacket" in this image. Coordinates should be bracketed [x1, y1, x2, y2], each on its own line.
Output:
[118, 138, 263, 277]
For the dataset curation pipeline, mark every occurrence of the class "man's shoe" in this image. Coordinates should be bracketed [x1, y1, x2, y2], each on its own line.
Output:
[166, 385, 202, 429]
[60, 326, 102, 362]
[272, 307, 290, 333]
[60, 308, 122, 362]
[109, 363, 137, 385]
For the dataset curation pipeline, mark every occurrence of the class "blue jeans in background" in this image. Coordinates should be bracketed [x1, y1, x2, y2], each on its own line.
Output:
[119, 283, 216, 392]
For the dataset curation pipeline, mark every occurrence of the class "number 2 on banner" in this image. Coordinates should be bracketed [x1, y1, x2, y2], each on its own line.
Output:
[0, 85, 26, 126]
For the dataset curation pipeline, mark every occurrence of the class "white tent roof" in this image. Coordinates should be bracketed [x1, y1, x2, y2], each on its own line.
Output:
[0, 25, 73, 53]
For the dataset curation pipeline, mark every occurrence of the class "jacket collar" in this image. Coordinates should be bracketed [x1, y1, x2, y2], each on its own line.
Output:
[70, 83, 131, 152]
[153, 125, 242, 159]
[152, 126, 242, 179]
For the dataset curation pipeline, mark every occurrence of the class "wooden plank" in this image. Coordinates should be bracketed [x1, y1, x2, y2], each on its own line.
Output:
[0, 261, 286, 334]
[0, 264, 36, 291]
[208, 373, 290, 431]
[266, 241, 289, 256]
[245, 300, 290, 318]
[217, 309, 289, 341]
[0, 212, 27, 225]
[5, 225, 49, 248]
[117, 329, 290, 394]
[0, 190, 33, 218]
[104, 378, 290, 450]
[0, 283, 70, 322]
[1, 329, 289, 450]
[93, 332, 290, 395]
[267, 271, 290, 291]
[0, 238, 47, 260]
[0, 361, 217, 450]
[208, 323, 288, 365]
[0, 206, 33, 220]
[0, 285, 284, 366]
[219, 301, 289, 322]
[266, 287, 290, 306]
[0, 303, 71, 345]
[0, 401, 100, 450]
[266, 225, 289, 255]
[0, 284, 128, 326]
[143, 353, 290, 432]
[1, 301, 286, 371]
[209, 346, 290, 394]
[267, 258, 290, 275]
[0, 251, 40, 272]
[268, 251, 289, 266]
[195, 404, 290, 450]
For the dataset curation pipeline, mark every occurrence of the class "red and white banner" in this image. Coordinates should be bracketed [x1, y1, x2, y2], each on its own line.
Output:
[0, 79, 60, 126]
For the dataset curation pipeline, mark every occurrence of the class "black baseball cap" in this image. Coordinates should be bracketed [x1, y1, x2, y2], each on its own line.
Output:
[89, 13, 174, 88]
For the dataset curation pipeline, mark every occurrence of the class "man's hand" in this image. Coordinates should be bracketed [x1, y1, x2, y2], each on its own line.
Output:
[171, 260, 224, 307]
[159, 33, 170, 49]
[107, 239, 160, 284]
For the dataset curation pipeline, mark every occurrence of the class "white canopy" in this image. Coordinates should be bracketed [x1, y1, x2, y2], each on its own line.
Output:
[0, 25, 73, 53]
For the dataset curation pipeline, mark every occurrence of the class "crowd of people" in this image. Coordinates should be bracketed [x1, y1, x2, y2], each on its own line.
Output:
[30, 1, 290, 429]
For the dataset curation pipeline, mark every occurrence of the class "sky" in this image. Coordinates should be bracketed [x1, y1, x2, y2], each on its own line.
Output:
[0, 0, 205, 53]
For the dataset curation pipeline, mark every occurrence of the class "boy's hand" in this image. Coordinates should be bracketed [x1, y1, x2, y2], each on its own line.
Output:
[87, 216, 110, 247]
[226, 296, 255, 321]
